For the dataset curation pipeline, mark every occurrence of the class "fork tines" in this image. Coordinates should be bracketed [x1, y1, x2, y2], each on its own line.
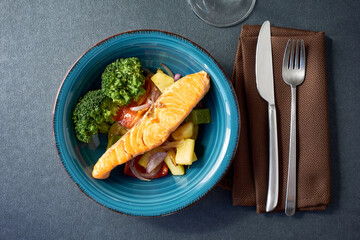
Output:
[283, 39, 305, 70]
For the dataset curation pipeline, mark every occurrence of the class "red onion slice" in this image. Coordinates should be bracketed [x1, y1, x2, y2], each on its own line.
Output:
[146, 97, 154, 105]
[174, 74, 181, 81]
[160, 63, 174, 78]
[149, 84, 161, 103]
[129, 159, 163, 181]
[142, 164, 162, 178]
[129, 159, 151, 181]
[162, 140, 185, 150]
[129, 102, 150, 112]
[146, 152, 168, 173]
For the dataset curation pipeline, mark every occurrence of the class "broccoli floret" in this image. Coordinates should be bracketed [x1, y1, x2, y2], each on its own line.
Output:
[72, 90, 119, 143]
[101, 57, 146, 106]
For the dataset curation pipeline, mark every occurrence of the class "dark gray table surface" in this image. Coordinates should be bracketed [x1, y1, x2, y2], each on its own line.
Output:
[1, 0, 359, 239]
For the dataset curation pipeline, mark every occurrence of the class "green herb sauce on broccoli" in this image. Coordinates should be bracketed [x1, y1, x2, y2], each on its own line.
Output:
[72, 90, 119, 143]
[101, 57, 145, 106]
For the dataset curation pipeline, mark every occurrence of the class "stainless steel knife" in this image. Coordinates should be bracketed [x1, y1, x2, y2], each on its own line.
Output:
[255, 20, 279, 212]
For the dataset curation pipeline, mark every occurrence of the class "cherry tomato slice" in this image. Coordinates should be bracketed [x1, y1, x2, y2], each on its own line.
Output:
[114, 102, 139, 128]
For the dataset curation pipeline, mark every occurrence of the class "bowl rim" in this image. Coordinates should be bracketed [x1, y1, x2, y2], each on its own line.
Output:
[52, 29, 240, 217]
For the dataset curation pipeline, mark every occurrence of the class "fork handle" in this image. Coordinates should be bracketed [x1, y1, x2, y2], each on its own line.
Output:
[285, 86, 297, 216]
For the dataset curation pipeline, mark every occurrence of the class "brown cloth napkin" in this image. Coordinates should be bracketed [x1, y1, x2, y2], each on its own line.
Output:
[220, 25, 331, 213]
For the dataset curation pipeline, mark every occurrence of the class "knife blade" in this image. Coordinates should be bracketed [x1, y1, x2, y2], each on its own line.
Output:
[255, 20, 279, 212]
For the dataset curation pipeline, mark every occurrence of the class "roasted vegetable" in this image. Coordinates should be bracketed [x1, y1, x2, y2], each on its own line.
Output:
[188, 109, 212, 124]
[171, 121, 194, 140]
[164, 151, 185, 175]
[138, 147, 165, 168]
[72, 90, 119, 143]
[175, 139, 195, 165]
[150, 69, 174, 92]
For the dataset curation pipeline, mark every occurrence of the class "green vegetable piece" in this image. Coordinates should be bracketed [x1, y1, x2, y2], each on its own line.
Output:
[72, 90, 119, 143]
[108, 122, 128, 138]
[107, 134, 122, 150]
[101, 57, 146, 106]
[189, 109, 212, 124]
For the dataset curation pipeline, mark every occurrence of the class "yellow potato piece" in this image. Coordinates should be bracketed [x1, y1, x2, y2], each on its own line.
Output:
[151, 69, 174, 92]
[164, 151, 185, 175]
[171, 121, 194, 140]
[175, 139, 195, 165]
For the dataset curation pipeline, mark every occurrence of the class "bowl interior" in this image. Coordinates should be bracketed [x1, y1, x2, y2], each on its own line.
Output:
[53, 30, 239, 216]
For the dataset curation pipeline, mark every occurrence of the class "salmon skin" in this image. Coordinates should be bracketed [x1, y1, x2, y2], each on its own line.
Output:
[92, 71, 210, 179]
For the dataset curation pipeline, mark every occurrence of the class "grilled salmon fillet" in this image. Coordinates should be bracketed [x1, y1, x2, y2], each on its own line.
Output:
[92, 71, 210, 179]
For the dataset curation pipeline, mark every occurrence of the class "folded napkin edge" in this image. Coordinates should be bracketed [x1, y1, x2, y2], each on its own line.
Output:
[240, 24, 325, 38]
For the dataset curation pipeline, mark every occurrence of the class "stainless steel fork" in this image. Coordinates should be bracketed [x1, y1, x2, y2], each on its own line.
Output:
[282, 39, 306, 216]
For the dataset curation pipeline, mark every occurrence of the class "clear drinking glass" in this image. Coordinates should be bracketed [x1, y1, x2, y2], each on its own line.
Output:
[188, 0, 256, 28]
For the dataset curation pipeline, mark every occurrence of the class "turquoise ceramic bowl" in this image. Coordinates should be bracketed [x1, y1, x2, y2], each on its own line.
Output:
[53, 30, 240, 217]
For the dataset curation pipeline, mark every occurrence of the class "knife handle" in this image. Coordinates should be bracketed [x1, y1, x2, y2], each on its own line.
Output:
[266, 104, 279, 212]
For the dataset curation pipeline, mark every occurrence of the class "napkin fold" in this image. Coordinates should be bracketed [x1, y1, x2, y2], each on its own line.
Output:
[220, 25, 331, 213]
